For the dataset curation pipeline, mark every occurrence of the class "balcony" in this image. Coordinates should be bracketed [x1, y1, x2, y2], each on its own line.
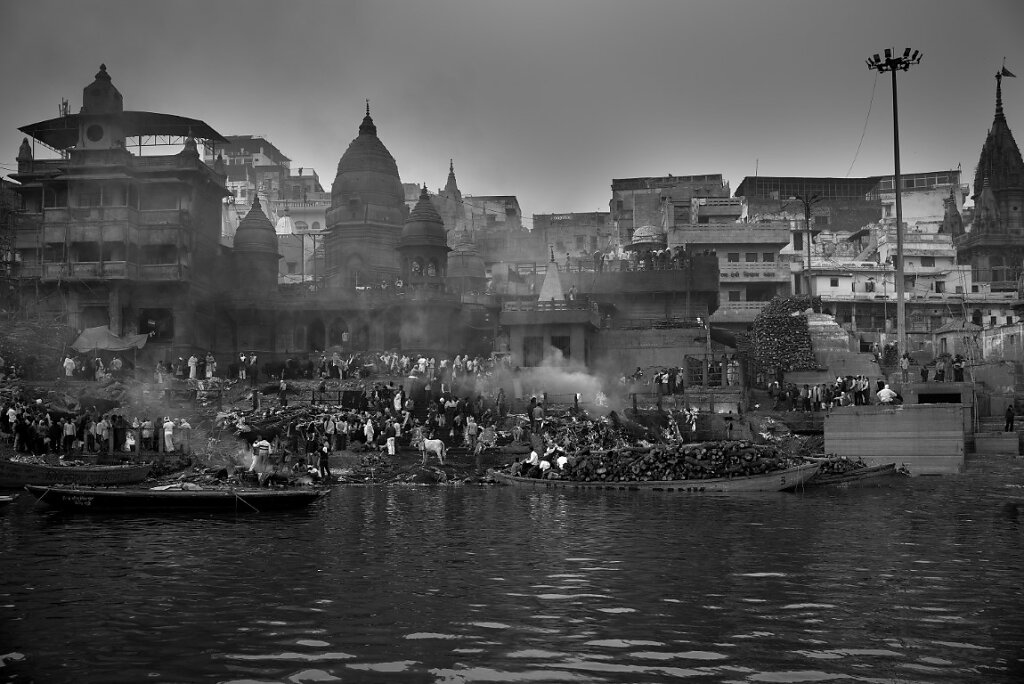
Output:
[139, 264, 190, 281]
[40, 261, 139, 281]
[500, 300, 601, 328]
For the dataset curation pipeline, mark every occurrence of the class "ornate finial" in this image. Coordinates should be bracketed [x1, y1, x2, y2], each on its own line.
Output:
[359, 101, 377, 135]
[550, 246, 555, 263]
[449, 158, 454, 173]
[95, 64, 111, 81]
[252, 194, 262, 209]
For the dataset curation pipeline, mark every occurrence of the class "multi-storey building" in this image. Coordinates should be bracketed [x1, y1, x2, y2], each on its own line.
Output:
[10, 65, 230, 359]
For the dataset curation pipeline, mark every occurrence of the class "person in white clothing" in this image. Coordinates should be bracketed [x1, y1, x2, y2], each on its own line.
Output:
[162, 417, 175, 451]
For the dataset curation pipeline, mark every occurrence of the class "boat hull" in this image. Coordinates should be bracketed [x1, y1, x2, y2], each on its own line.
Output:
[490, 462, 820, 492]
[806, 463, 901, 487]
[24, 485, 329, 512]
[0, 459, 152, 488]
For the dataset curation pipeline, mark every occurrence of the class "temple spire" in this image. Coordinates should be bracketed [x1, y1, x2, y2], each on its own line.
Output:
[996, 72, 1005, 122]
[358, 99, 377, 136]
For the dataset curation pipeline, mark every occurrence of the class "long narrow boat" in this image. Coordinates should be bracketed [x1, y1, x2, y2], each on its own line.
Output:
[0, 494, 17, 506]
[0, 459, 152, 488]
[806, 462, 902, 487]
[490, 461, 820, 492]
[24, 485, 329, 512]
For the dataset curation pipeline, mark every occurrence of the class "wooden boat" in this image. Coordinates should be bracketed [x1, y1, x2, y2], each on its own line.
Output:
[24, 485, 329, 513]
[490, 461, 820, 492]
[0, 458, 152, 488]
[806, 462, 902, 487]
[0, 494, 17, 506]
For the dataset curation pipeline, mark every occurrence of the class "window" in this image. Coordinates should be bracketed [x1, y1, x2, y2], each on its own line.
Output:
[935, 281, 944, 293]
[141, 245, 177, 265]
[575, 236, 586, 250]
[551, 335, 571, 360]
[794, 233, 803, 250]
[745, 253, 757, 262]
[727, 253, 740, 263]
[830, 278, 839, 287]
[728, 291, 741, 302]
[920, 256, 935, 267]
[991, 316, 997, 326]
[814, 215, 830, 226]
[762, 252, 775, 262]
[1009, 316, 1015, 325]
[286, 262, 297, 275]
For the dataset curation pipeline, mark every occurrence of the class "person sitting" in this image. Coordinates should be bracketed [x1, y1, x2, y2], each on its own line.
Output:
[876, 384, 897, 405]
[522, 449, 540, 478]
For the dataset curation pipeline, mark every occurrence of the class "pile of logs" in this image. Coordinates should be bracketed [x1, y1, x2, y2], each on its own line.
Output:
[560, 440, 800, 482]
[815, 455, 868, 476]
[751, 296, 819, 374]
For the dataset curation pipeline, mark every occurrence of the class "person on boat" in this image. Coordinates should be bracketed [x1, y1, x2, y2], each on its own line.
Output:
[876, 384, 897, 405]
[250, 435, 273, 485]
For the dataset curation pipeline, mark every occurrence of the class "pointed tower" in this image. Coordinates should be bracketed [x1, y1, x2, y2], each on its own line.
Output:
[324, 102, 407, 288]
[399, 186, 450, 289]
[438, 158, 468, 239]
[956, 70, 1024, 290]
[395, 186, 459, 356]
[233, 195, 280, 294]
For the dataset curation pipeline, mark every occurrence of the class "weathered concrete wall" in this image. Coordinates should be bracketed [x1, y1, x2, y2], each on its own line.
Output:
[592, 328, 715, 372]
[824, 404, 964, 475]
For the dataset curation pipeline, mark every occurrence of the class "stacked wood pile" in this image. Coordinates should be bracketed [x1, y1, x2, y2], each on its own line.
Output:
[558, 440, 800, 483]
[751, 296, 820, 376]
[815, 455, 869, 477]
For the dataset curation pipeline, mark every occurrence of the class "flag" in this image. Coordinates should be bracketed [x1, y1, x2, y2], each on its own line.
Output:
[1001, 66, 1016, 78]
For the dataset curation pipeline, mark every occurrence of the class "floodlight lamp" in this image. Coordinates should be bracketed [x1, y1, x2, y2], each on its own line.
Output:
[884, 48, 892, 59]
[873, 54, 881, 64]
[903, 47, 911, 58]
[913, 50, 921, 62]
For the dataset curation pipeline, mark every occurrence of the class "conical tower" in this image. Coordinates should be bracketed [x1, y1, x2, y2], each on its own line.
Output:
[324, 102, 406, 288]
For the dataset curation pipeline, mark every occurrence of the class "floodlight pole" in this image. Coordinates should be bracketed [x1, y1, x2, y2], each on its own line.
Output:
[867, 47, 921, 356]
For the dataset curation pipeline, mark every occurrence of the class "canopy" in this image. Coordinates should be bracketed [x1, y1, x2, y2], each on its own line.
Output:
[71, 326, 149, 353]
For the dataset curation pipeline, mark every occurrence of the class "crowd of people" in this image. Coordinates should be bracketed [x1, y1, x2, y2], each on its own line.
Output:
[1, 399, 192, 459]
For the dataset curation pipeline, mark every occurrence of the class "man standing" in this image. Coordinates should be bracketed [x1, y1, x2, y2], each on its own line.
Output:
[238, 353, 247, 381]
[187, 354, 198, 380]
[1005, 404, 1015, 432]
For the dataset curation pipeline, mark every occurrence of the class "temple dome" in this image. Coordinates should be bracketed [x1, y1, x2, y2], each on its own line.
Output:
[401, 187, 449, 248]
[330, 106, 405, 213]
[234, 196, 278, 255]
[447, 231, 485, 281]
[629, 225, 667, 250]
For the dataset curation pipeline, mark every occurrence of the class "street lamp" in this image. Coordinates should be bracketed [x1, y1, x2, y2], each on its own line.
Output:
[788, 193, 821, 297]
[867, 47, 922, 355]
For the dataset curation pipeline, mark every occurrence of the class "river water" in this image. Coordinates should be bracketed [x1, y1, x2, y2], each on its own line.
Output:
[1, 459, 1023, 684]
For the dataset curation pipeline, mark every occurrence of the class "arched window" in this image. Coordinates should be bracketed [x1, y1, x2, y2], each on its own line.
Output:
[294, 220, 308, 232]
[311, 221, 320, 231]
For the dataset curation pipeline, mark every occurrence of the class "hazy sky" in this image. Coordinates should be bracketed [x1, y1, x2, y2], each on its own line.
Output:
[2, 0, 1023, 221]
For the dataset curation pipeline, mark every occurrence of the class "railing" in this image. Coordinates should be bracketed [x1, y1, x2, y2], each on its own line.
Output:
[139, 264, 189, 281]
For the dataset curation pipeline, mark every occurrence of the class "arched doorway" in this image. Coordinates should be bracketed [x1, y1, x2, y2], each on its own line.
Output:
[328, 317, 348, 349]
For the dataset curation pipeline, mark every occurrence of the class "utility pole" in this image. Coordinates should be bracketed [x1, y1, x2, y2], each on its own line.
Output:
[867, 47, 921, 355]
[789, 193, 821, 297]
